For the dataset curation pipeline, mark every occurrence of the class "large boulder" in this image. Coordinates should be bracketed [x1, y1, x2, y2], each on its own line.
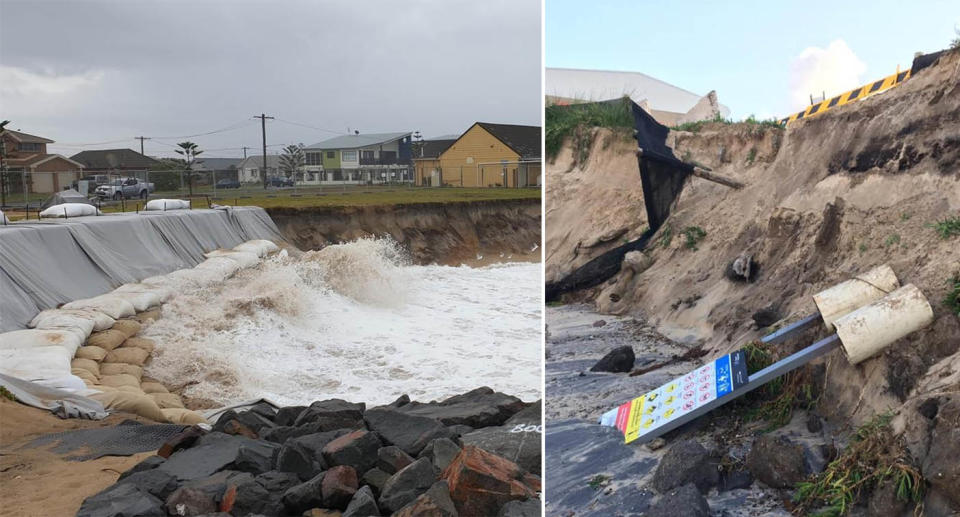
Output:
[295, 398, 366, 428]
[378, 457, 438, 514]
[274, 405, 307, 427]
[321, 429, 382, 473]
[164, 486, 217, 516]
[461, 423, 540, 476]
[234, 441, 279, 474]
[645, 483, 710, 517]
[322, 465, 359, 510]
[396, 388, 527, 428]
[343, 485, 380, 517]
[118, 468, 179, 500]
[442, 445, 540, 516]
[158, 433, 263, 482]
[651, 439, 720, 493]
[745, 435, 807, 489]
[589, 346, 635, 373]
[364, 408, 453, 456]
[282, 472, 326, 515]
[498, 498, 541, 517]
[419, 438, 462, 474]
[378, 445, 415, 475]
[77, 483, 165, 517]
[393, 480, 458, 517]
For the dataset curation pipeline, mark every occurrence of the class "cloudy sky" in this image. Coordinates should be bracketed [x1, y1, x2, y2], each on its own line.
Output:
[548, 0, 959, 120]
[1, 0, 542, 158]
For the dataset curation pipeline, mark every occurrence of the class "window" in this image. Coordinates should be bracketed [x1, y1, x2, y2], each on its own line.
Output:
[341, 150, 358, 162]
[18, 142, 41, 152]
[361, 150, 375, 161]
[326, 151, 335, 159]
[306, 152, 323, 166]
[250, 168, 258, 178]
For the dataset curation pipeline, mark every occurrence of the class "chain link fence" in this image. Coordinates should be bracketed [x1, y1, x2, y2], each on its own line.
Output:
[415, 160, 542, 188]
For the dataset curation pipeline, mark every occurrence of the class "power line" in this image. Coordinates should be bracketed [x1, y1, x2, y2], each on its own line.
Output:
[149, 119, 256, 140]
[273, 118, 346, 135]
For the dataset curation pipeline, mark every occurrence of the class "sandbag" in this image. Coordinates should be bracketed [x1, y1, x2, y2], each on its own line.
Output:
[113, 283, 174, 303]
[109, 291, 161, 312]
[122, 337, 156, 354]
[144, 198, 190, 211]
[195, 256, 242, 277]
[64, 296, 136, 319]
[98, 373, 141, 389]
[0, 329, 84, 354]
[164, 267, 225, 287]
[86, 329, 127, 351]
[114, 385, 145, 394]
[151, 392, 185, 409]
[39, 203, 100, 218]
[140, 275, 170, 287]
[234, 239, 279, 257]
[205, 249, 260, 268]
[71, 368, 99, 386]
[99, 362, 143, 380]
[28, 310, 97, 339]
[103, 347, 149, 366]
[89, 391, 165, 422]
[75, 346, 108, 361]
[71, 358, 101, 378]
[140, 381, 169, 394]
[110, 320, 142, 339]
[160, 407, 207, 425]
[133, 308, 162, 324]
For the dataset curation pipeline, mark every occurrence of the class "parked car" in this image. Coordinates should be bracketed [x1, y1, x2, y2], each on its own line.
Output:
[95, 177, 156, 200]
[267, 176, 294, 188]
[215, 179, 241, 189]
[71, 174, 110, 190]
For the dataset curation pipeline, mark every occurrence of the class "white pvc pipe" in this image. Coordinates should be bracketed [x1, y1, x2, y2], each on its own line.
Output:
[834, 284, 934, 365]
[813, 264, 900, 332]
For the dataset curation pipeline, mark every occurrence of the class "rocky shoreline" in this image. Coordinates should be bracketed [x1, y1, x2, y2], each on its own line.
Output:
[77, 387, 542, 517]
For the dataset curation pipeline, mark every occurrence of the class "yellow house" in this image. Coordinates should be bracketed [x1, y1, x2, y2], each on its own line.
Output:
[413, 138, 456, 186]
[431, 122, 541, 188]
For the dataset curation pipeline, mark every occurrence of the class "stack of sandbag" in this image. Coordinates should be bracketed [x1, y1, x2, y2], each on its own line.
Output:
[144, 199, 190, 211]
[0, 329, 87, 392]
[38, 203, 100, 218]
[233, 239, 280, 257]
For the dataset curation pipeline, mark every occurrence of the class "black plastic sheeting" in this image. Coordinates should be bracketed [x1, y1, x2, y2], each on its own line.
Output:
[545, 99, 692, 300]
[0, 207, 283, 332]
[910, 49, 949, 76]
[25, 421, 187, 461]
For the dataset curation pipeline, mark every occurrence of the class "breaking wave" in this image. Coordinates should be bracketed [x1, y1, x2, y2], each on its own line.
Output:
[142, 238, 541, 406]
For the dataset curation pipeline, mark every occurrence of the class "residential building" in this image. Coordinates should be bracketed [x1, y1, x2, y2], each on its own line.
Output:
[1, 130, 85, 194]
[191, 157, 244, 182]
[304, 132, 412, 184]
[546, 67, 729, 126]
[435, 122, 541, 187]
[236, 155, 280, 184]
[70, 148, 160, 176]
[413, 138, 456, 186]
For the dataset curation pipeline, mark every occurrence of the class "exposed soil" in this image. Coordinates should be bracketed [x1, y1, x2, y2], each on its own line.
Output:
[267, 198, 542, 265]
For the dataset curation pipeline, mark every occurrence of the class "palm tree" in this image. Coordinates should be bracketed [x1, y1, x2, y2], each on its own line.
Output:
[174, 141, 203, 196]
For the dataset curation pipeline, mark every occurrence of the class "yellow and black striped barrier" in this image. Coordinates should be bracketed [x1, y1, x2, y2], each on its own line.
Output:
[779, 68, 911, 125]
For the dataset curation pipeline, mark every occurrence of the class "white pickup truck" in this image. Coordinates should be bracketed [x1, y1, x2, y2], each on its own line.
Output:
[95, 177, 156, 200]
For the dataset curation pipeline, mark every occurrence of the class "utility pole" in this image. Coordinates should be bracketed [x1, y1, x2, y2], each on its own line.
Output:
[241, 146, 251, 160]
[135, 136, 151, 156]
[253, 114, 274, 189]
[0, 120, 8, 208]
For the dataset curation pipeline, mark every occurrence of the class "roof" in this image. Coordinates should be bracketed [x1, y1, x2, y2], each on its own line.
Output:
[4, 130, 54, 144]
[414, 139, 456, 159]
[237, 155, 280, 169]
[70, 149, 160, 169]
[305, 132, 411, 150]
[474, 122, 541, 159]
[193, 157, 243, 171]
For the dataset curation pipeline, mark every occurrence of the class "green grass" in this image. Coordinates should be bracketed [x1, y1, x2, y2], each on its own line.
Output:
[945, 275, 960, 315]
[0, 385, 14, 401]
[928, 216, 960, 239]
[659, 224, 674, 248]
[884, 233, 901, 248]
[858, 243, 868, 254]
[588, 474, 611, 490]
[671, 113, 782, 134]
[746, 147, 757, 165]
[545, 98, 634, 159]
[738, 340, 818, 430]
[793, 412, 924, 516]
[681, 226, 707, 250]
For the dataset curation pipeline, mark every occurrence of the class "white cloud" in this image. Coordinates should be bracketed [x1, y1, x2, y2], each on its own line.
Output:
[788, 39, 867, 110]
[0, 66, 103, 97]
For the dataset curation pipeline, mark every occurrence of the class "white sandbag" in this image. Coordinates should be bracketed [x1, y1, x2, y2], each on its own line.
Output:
[144, 198, 190, 211]
[0, 345, 74, 382]
[205, 249, 260, 269]
[108, 290, 162, 312]
[195, 256, 242, 277]
[64, 295, 137, 319]
[234, 239, 280, 257]
[39, 203, 100, 218]
[0, 329, 84, 355]
[164, 267, 225, 287]
[29, 310, 97, 339]
[33, 374, 88, 392]
[31, 308, 116, 332]
[113, 283, 174, 303]
[140, 275, 171, 287]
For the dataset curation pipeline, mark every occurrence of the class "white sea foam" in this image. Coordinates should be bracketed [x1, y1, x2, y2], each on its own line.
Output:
[143, 238, 541, 406]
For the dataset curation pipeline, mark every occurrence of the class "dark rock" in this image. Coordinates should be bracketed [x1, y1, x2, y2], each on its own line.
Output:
[274, 405, 308, 427]
[342, 485, 380, 517]
[295, 398, 366, 427]
[589, 346, 635, 373]
[752, 307, 781, 328]
[362, 467, 391, 498]
[322, 429, 382, 473]
[221, 419, 259, 439]
[378, 445, 415, 474]
[277, 438, 324, 481]
[446, 425, 474, 438]
[119, 468, 179, 500]
[418, 438, 462, 474]
[246, 401, 278, 421]
[158, 426, 207, 459]
[255, 470, 301, 493]
[443, 445, 540, 516]
[396, 387, 527, 428]
[282, 472, 326, 515]
[227, 473, 276, 516]
[725, 253, 756, 282]
[262, 421, 355, 444]
[718, 469, 753, 492]
[746, 435, 806, 488]
[867, 479, 909, 517]
[386, 394, 410, 408]
[806, 412, 823, 433]
[645, 483, 709, 517]
[504, 400, 541, 427]
[918, 397, 940, 420]
[922, 397, 960, 507]
[922, 488, 960, 517]
[498, 498, 540, 517]
[378, 457, 437, 514]
[118, 455, 166, 481]
[234, 441, 279, 474]
[321, 465, 359, 510]
[180, 470, 254, 500]
[393, 480, 458, 517]
[77, 482, 165, 517]
[462, 424, 540, 476]
[158, 433, 262, 482]
[651, 439, 720, 493]
[592, 319, 606, 327]
[364, 408, 451, 456]
[235, 409, 277, 433]
[165, 487, 217, 516]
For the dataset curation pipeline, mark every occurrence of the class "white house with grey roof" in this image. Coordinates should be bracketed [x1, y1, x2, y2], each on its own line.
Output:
[237, 155, 280, 184]
[303, 131, 413, 184]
